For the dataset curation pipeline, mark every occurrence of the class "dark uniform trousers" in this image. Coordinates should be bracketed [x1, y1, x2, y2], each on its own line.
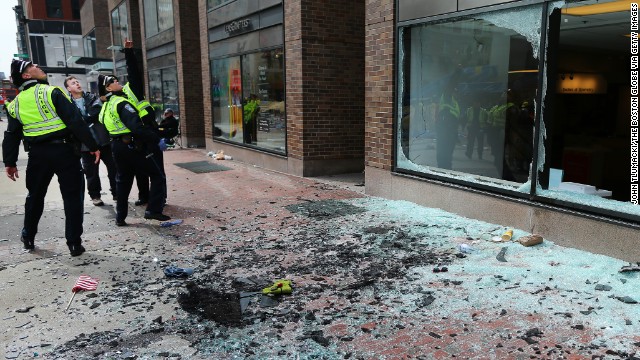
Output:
[111, 139, 165, 221]
[23, 142, 85, 247]
[81, 143, 117, 199]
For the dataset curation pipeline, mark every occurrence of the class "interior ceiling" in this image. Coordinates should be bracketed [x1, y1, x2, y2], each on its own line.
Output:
[559, 10, 629, 52]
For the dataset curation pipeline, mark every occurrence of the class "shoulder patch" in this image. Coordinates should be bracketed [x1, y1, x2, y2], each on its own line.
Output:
[124, 104, 137, 114]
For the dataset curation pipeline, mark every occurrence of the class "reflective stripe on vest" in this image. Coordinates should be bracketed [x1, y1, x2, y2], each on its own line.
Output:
[8, 85, 67, 137]
[489, 102, 514, 127]
[122, 83, 151, 117]
[99, 96, 133, 136]
[439, 95, 460, 118]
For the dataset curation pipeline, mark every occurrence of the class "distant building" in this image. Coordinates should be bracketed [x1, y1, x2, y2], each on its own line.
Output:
[17, 0, 87, 88]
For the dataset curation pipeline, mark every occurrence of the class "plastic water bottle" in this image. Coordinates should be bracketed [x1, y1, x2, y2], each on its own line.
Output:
[160, 219, 183, 227]
[458, 244, 475, 253]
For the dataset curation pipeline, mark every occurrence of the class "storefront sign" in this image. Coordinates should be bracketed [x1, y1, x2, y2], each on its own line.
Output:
[258, 116, 270, 132]
[557, 73, 607, 94]
[225, 18, 252, 35]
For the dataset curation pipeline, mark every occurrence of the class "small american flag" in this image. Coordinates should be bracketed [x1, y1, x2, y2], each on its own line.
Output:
[72, 275, 99, 293]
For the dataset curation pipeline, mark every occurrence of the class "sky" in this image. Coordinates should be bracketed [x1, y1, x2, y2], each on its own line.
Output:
[0, 1, 20, 80]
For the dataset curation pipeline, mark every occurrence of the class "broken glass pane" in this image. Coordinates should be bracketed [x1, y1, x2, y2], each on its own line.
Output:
[397, 4, 544, 188]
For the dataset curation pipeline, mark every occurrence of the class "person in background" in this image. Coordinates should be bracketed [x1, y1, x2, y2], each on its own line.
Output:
[158, 108, 179, 146]
[436, 82, 461, 170]
[465, 97, 488, 160]
[2, 59, 100, 256]
[65, 76, 117, 206]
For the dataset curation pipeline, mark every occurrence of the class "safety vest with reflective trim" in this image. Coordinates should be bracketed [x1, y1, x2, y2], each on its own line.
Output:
[7, 85, 69, 137]
[488, 102, 515, 127]
[122, 83, 151, 118]
[99, 95, 133, 136]
[439, 95, 460, 119]
[466, 107, 488, 128]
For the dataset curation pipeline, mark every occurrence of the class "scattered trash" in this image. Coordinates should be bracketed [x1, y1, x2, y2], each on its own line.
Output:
[262, 279, 292, 295]
[594, 284, 612, 291]
[518, 234, 544, 247]
[501, 229, 513, 241]
[615, 296, 638, 304]
[160, 219, 183, 227]
[213, 150, 233, 160]
[619, 264, 640, 273]
[15, 306, 35, 313]
[496, 247, 508, 262]
[164, 266, 194, 278]
[432, 266, 448, 273]
[458, 244, 475, 253]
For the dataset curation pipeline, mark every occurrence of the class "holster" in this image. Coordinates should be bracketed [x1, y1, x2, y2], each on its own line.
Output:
[121, 134, 133, 144]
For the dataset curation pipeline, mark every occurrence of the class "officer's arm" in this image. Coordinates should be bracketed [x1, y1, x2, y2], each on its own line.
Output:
[2, 113, 24, 169]
[117, 102, 160, 143]
[52, 88, 100, 152]
[124, 47, 144, 99]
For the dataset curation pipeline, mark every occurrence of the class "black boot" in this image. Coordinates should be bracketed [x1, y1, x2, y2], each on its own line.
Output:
[21, 236, 34, 250]
[69, 244, 86, 257]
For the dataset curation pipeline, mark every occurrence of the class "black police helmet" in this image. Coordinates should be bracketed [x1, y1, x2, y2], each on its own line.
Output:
[10, 59, 33, 88]
[98, 74, 118, 96]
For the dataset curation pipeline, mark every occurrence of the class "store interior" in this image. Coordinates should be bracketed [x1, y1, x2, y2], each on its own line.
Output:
[548, 0, 631, 201]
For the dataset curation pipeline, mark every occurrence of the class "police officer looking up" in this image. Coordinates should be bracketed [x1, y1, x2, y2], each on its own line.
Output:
[2, 59, 101, 257]
[98, 73, 170, 225]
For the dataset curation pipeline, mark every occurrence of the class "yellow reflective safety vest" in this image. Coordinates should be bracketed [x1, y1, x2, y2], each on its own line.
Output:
[439, 95, 460, 119]
[122, 83, 152, 118]
[489, 102, 515, 127]
[7, 84, 68, 137]
[466, 107, 488, 128]
[99, 95, 134, 136]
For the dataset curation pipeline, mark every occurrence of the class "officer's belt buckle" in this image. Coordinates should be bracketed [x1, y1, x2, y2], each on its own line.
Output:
[121, 134, 132, 144]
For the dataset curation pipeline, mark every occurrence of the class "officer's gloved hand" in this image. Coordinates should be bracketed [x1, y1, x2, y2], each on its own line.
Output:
[158, 138, 168, 151]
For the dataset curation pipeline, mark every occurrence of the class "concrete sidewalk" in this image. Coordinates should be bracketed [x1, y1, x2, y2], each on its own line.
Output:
[0, 147, 639, 359]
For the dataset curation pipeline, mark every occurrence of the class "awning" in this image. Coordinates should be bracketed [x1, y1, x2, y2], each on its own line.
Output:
[67, 56, 111, 66]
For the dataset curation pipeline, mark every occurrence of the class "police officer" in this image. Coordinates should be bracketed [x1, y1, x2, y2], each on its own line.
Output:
[98, 73, 170, 226]
[121, 39, 165, 206]
[2, 59, 101, 256]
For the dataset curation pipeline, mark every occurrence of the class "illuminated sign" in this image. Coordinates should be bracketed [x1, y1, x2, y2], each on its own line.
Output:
[557, 73, 607, 94]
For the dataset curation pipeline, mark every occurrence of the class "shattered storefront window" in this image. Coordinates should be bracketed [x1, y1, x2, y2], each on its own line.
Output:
[535, 0, 640, 216]
[397, 4, 543, 188]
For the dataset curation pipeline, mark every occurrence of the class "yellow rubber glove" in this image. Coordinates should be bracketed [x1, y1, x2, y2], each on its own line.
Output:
[262, 279, 292, 295]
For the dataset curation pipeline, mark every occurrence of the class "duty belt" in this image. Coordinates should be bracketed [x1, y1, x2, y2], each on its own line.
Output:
[113, 134, 133, 144]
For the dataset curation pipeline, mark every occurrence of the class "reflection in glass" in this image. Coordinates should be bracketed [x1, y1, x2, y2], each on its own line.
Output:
[212, 57, 243, 142]
[148, 67, 180, 122]
[157, 0, 174, 32]
[211, 50, 285, 153]
[111, 2, 129, 46]
[207, 0, 234, 10]
[144, 0, 173, 38]
[83, 29, 96, 58]
[143, 0, 159, 37]
[397, 5, 542, 185]
[242, 49, 285, 152]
